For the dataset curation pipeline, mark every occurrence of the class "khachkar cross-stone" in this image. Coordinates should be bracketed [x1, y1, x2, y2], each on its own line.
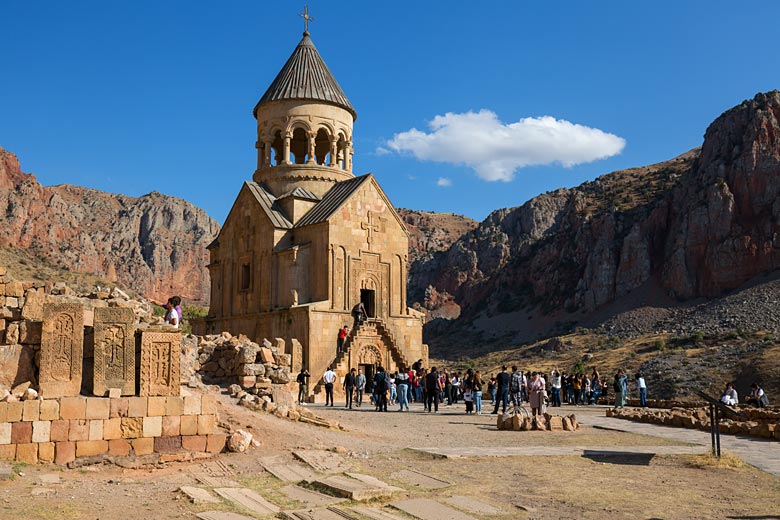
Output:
[299, 4, 314, 33]
[361, 211, 382, 248]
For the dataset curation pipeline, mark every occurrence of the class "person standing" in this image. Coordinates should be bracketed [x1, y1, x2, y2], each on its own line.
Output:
[613, 370, 627, 409]
[488, 375, 496, 404]
[323, 367, 336, 407]
[636, 372, 647, 407]
[528, 371, 546, 416]
[443, 370, 453, 406]
[491, 366, 511, 414]
[550, 369, 562, 407]
[510, 366, 523, 408]
[473, 371, 484, 415]
[296, 367, 310, 405]
[355, 369, 366, 407]
[396, 367, 410, 411]
[337, 325, 349, 354]
[425, 367, 442, 413]
[343, 368, 357, 409]
[351, 302, 367, 329]
[373, 367, 388, 412]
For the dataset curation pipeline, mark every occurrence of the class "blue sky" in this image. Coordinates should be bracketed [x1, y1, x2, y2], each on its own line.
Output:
[2, 1, 779, 223]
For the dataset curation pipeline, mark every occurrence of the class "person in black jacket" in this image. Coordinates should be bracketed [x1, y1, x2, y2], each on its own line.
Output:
[425, 367, 442, 412]
[491, 366, 511, 414]
[343, 368, 357, 409]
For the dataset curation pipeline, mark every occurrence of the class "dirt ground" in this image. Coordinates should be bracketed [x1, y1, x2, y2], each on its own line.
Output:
[0, 394, 778, 520]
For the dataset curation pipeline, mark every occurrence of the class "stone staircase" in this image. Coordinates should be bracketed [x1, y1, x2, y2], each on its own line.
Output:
[309, 318, 410, 401]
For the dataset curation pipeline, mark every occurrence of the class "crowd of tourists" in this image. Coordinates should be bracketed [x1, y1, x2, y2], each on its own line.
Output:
[298, 362, 770, 412]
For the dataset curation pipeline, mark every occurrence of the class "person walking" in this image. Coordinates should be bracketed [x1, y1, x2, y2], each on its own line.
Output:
[356, 369, 366, 407]
[323, 367, 336, 407]
[343, 368, 357, 409]
[491, 366, 511, 414]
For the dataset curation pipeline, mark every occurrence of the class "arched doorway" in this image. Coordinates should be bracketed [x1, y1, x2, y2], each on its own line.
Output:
[357, 344, 381, 393]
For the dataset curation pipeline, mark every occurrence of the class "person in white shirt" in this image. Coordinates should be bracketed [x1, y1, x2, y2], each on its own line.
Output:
[721, 382, 738, 406]
[636, 372, 647, 407]
[323, 368, 336, 406]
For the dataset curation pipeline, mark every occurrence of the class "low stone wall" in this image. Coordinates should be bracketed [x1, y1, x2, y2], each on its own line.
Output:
[0, 391, 225, 465]
[607, 407, 780, 440]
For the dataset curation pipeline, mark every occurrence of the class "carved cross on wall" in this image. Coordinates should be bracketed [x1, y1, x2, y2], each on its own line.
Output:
[361, 211, 381, 249]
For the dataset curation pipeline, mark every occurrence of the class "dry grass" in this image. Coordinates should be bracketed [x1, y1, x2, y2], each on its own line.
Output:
[685, 451, 747, 469]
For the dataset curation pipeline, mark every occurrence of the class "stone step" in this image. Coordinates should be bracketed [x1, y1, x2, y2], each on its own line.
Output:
[389, 469, 451, 490]
[344, 473, 403, 492]
[350, 507, 408, 520]
[214, 487, 280, 516]
[261, 459, 319, 483]
[280, 485, 345, 507]
[390, 499, 477, 520]
[178, 486, 220, 504]
[196, 512, 256, 520]
[441, 495, 504, 515]
[279, 506, 357, 520]
[313, 474, 396, 501]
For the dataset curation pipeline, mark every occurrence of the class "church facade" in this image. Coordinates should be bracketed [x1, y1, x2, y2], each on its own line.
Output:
[199, 29, 427, 400]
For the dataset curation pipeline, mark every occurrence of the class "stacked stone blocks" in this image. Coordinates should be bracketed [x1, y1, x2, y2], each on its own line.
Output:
[0, 393, 224, 464]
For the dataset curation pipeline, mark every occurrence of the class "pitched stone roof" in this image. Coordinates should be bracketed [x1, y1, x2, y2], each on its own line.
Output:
[294, 174, 370, 228]
[277, 186, 321, 201]
[254, 32, 356, 120]
[245, 181, 293, 229]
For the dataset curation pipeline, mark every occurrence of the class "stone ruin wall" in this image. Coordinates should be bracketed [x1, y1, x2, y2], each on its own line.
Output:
[0, 268, 297, 465]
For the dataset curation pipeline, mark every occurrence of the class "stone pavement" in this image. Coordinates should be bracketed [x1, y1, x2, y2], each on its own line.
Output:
[579, 411, 780, 476]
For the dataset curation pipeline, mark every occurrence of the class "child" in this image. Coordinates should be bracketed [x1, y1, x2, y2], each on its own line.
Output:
[464, 389, 474, 414]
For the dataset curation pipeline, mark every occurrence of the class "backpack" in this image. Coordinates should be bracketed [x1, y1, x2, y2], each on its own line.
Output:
[613, 380, 621, 393]
[510, 372, 522, 392]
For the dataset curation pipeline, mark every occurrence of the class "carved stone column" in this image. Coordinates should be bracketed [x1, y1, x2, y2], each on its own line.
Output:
[307, 134, 316, 164]
[263, 139, 273, 167]
[329, 137, 338, 167]
[282, 132, 292, 165]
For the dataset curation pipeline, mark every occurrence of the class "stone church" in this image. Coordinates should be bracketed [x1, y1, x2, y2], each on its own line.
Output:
[199, 28, 427, 400]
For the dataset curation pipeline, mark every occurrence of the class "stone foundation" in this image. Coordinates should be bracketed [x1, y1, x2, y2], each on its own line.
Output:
[0, 391, 225, 465]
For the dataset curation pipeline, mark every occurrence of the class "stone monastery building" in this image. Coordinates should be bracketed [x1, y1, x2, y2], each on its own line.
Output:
[200, 28, 427, 400]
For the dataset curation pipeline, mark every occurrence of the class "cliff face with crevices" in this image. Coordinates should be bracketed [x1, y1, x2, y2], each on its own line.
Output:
[0, 147, 219, 303]
[410, 91, 780, 350]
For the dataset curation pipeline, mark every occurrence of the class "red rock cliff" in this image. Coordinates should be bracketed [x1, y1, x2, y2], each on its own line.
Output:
[0, 147, 219, 303]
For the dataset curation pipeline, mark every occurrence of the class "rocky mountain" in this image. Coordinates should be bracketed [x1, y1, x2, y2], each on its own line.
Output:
[0, 147, 219, 303]
[413, 91, 780, 353]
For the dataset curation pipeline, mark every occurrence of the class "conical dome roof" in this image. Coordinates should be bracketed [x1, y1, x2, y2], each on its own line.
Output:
[254, 32, 356, 120]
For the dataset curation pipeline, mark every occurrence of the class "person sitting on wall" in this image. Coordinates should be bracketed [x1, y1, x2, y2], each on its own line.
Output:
[721, 382, 738, 406]
[745, 383, 769, 407]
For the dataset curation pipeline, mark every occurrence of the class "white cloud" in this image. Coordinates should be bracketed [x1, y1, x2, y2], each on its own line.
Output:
[374, 146, 390, 156]
[436, 177, 452, 187]
[385, 110, 626, 182]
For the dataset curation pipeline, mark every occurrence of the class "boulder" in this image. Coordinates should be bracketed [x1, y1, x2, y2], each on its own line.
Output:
[227, 430, 253, 453]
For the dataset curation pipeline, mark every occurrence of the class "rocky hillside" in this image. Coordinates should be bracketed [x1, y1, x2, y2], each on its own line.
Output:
[0, 148, 219, 303]
[414, 91, 780, 354]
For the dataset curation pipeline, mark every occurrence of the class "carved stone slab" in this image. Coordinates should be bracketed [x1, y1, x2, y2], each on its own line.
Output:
[40, 304, 84, 398]
[139, 331, 180, 396]
[93, 308, 135, 396]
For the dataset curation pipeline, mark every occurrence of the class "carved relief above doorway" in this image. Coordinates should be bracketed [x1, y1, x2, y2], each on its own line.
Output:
[356, 344, 382, 366]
